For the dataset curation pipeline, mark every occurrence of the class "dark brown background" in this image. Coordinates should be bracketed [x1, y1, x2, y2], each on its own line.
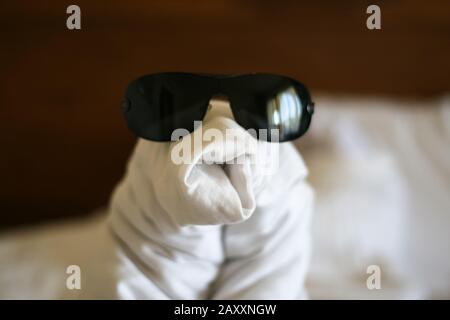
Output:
[1, 0, 449, 230]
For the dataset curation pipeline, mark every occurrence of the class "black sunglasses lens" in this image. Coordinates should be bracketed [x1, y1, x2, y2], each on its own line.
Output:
[123, 73, 214, 141]
[226, 75, 312, 142]
[123, 73, 313, 142]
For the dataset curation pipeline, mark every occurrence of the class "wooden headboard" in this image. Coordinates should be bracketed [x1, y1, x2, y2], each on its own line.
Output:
[1, 0, 449, 229]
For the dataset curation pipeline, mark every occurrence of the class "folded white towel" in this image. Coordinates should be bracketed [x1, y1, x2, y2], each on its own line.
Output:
[107, 101, 314, 299]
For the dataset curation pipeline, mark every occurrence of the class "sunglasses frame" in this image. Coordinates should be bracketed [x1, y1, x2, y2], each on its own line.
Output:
[122, 72, 315, 142]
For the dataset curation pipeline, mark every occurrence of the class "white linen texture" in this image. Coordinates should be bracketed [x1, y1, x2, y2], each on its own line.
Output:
[0, 102, 314, 299]
[107, 103, 314, 299]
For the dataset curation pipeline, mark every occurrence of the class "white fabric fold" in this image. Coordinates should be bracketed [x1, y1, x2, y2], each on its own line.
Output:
[107, 101, 313, 299]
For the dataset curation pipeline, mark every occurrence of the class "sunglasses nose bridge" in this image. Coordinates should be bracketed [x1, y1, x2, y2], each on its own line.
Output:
[204, 96, 235, 122]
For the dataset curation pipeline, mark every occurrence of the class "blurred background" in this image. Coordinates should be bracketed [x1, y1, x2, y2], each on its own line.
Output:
[0, 0, 449, 229]
[1, 0, 450, 299]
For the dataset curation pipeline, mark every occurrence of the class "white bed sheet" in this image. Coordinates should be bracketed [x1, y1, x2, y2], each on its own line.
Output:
[300, 95, 450, 299]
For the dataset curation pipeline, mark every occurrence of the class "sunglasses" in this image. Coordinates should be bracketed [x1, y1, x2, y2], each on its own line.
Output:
[121, 72, 314, 142]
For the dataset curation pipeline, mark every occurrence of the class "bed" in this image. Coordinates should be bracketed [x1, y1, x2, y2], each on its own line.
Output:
[0, 95, 449, 299]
